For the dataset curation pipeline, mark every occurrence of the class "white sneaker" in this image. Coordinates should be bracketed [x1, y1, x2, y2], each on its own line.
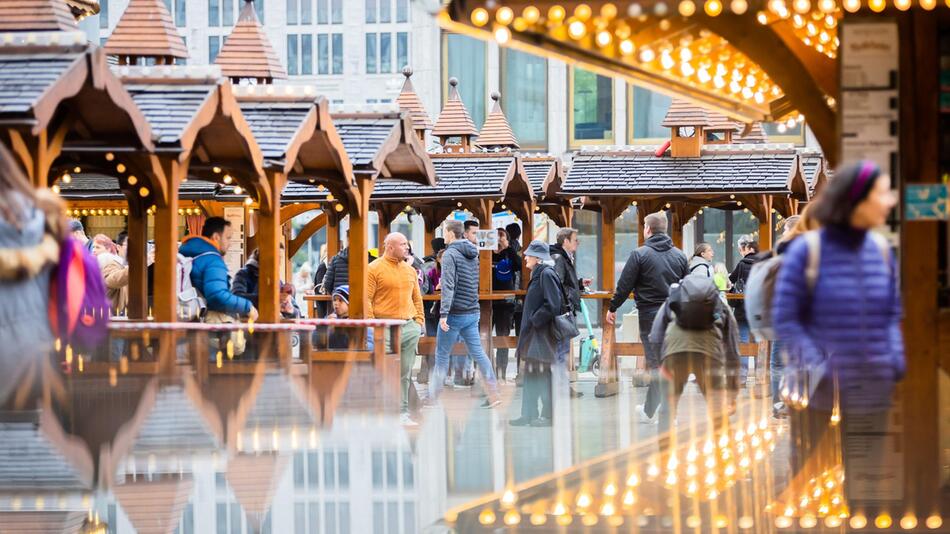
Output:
[636, 404, 657, 424]
[400, 413, 419, 427]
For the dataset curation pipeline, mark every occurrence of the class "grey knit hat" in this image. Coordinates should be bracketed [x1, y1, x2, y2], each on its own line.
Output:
[524, 240, 551, 261]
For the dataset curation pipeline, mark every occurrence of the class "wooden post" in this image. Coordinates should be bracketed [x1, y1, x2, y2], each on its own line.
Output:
[152, 158, 184, 323]
[595, 200, 620, 398]
[521, 207, 535, 290]
[126, 200, 149, 319]
[758, 195, 774, 252]
[424, 224, 435, 257]
[347, 179, 373, 319]
[326, 210, 340, 259]
[257, 172, 284, 323]
[669, 206, 684, 250]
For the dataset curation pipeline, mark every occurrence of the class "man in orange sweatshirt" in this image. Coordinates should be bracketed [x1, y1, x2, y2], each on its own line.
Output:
[367, 232, 425, 427]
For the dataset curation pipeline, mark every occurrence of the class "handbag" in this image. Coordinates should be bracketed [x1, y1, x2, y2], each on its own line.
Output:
[551, 274, 580, 343]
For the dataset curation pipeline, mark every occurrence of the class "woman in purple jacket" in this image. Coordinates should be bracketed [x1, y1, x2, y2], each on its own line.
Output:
[772, 160, 904, 483]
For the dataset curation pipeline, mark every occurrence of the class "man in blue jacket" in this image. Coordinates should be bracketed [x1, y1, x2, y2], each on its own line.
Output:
[179, 217, 258, 321]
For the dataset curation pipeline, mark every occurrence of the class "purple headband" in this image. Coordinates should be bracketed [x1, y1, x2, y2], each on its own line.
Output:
[847, 160, 879, 203]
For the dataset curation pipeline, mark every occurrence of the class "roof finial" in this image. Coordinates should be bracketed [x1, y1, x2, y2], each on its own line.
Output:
[449, 77, 459, 88]
[402, 66, 413, 78]
[490, 91, 500, 102]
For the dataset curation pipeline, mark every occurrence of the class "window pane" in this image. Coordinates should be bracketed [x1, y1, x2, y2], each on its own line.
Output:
[632, 86, 672, 139]
[396, 32, 408, 71]
[216, 503, 228, 534]
[295, 503, 306, 534]
[365, 0, 376, 23]
[223, 0, 233, 26]
[230, 505, 241, 534]
[255, 0, 265, 23]
[176, 0, 186, 26]
[385, 451, 397, 488]
[332, 33, 343, 74]
[365, 33, 377, 74]
[209, 0, 220, 26]
[331, 0, 342, 23]
[373, 502, 384, 534]
[339, 503, 350, 534]
[317, 0, 327, 23]
[446, 34, 487, 128]
[324, 451, 336, 488]
[338, 451, 349, 488]
[732, 210, 760, 271]
[387, 502, 398, 532]
[379, 33, 392, 73]
[325, 503, 337, 534]
[183, 503, 193, 534]
[396, 0, 408, 22]
[504, 49, 547, 148]
[308, 452, 319, 489]
[572, 68, 614, 142]
[294, 452, 305, 488]
[402, 451, 413, 488]
[215, 472, 227, 490]
[372, 451, 383, 488]
[301, 0, 312, 23]
[164, 0, 172, 18]
[702, 209, 728, 271]
[301, 34, 313, 75]
[287, 34, 299, 76]
[404, 502, 415, 534]
[209, 36, 221, 63]
[308, 503, 320, 534]
[287, 0, 298, 24]
[99, 0, 108, 28]
[379, 0, 391, 22]
[317, 34, 329, 74]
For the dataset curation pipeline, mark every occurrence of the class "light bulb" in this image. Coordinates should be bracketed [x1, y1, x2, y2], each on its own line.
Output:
[596, 30, 612, 47]
[522, 6, 540, 22]
[661, 53, 675, 70]
[705, 0, 723, 15]
[819, 0, 836, 10]
[574, 3, 593, 20]
[471, 8, 489, 26]
[921, 0, 937, 8]
[793, 0, 810, 12]
[494, 26, 511, 44]
[639, 47, 656, 62]
[731, 0, 749, 12]
[843, 0, 861, 11]
[757, 11, 769, 24]
[619, 39, 635, 55]
[679, 0, 697, 16]
[548, 5, 566, 21]
[868, 0, 885, 10]
[894, 0, 911, 9]
[568, 20, 587, 39]
[495, 6, 514, 24]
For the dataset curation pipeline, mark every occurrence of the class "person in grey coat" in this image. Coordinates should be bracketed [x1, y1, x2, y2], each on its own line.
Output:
[0, 145, 62, 406]
[427, 220, 500, 407]
[509, 241, 563, 427]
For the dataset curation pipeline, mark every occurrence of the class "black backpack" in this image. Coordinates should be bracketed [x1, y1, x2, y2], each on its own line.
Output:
[668, 274, 720, 330]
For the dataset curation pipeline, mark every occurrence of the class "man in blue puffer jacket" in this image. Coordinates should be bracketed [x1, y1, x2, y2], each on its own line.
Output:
[179, 217, 258, 321]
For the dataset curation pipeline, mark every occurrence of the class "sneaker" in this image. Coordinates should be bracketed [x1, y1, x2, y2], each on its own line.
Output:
[530, 417, 552, 427]
[421, 397, 438, 409]
[636, 404, 657, 424]
[772, 402, 788, 419]
[482, 397, 502, 409]
[400, 413, 419, 427]
[570, 388, 585, 398]
[509, 417, 533, 426]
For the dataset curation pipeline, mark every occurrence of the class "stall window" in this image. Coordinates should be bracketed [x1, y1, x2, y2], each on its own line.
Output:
[444, 33, 487, 128]
[502, 49, 548, 149]
[570, 67, 614, 146]
[628, 85, 672, 143]
[762, 121, 806, 145]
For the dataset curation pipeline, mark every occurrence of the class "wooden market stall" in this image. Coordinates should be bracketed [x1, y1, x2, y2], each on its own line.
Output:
[562, 101, 809, 396]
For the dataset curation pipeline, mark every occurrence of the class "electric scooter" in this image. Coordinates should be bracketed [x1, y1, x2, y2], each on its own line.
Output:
[575, 298, 601, 376]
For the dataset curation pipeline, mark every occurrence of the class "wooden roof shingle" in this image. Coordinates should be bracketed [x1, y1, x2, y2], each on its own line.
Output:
[735, 121, 768, 143]
[0, 512, 86, 534]
[476, 92, 519, 149]
[373, 155, 515, 199]
[103, 0, 188, 60]
[523, 157, 560, 198]
[0, 51, 85, 120]
[123, 82, 216, 146]
[432, 77, 477, 138]
[0, 0, 77, 32]
[395, 67, 432, 131]
[215, 0, 287, 81]
[662, 99, 711, 128]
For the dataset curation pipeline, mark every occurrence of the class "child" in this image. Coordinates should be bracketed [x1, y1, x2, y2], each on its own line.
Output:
[649, 274, 740, 432]
[326, 285, 373, 350]
[713, 262, 731, 292]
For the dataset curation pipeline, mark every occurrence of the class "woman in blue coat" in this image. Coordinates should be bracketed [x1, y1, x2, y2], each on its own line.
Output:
[772, 160, 904, 477]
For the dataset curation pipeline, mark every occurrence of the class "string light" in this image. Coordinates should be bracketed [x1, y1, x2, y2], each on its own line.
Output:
[679, 0, 697, 16]
[705, 0, 723, 15]
[495, 6, 514, 24]
[731, 0, 749, 13]
[471, 8, 489, 26]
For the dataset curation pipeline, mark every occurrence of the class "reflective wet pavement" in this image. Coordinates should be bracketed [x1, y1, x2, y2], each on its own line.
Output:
[0, 331, 947, 533]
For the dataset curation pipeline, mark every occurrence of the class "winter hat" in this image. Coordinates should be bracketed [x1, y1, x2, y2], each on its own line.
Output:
[332, 284, 350, 304]
[524, 240, 552, 261]
[69, 219, 84, 233]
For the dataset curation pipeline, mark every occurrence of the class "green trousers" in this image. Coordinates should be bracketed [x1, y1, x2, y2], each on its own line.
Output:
[385, 320, 422, 413]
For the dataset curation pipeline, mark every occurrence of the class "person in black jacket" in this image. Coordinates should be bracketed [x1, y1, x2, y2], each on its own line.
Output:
[549, 227, 590, 398]
[492, 228, 522, 381]
[606, 211, 689, 422]
[728, 235, 759, 336]
[509, 240, 563, 427]
[232, 249, 260, 306]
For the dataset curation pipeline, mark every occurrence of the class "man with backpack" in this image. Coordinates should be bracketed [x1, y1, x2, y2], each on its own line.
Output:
[649, 274, 741, 433]
[606, 211, 689, 423]
[179, 217, 257, 322]
[492, 227, 521, 381]
[549, 227, 590, 397]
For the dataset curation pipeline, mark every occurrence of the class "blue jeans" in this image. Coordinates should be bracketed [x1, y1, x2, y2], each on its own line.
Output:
[737, 320, 751, 382]
[770, 339, 785, 400]
[428, 313, 498, 400]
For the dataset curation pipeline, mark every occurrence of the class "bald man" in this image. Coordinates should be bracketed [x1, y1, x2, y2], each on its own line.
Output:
[367, 232, 425, 426]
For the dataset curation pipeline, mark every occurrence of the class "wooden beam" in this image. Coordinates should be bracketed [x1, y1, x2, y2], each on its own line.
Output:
[280, 202, 321, 225]
[347, 179, 373, 319]
[287, 212, 328, 259]
[151, 156, 185, 323]
[126, 200, 148, 319]
[595, 199, 622, 398]
[257, 171, 285, 323]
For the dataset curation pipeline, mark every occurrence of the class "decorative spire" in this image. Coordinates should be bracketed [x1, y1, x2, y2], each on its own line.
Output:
[104, 0, 187, 63]
[0, 0, 77, 32]
[396, 67, 433, 132]
[476, 92, 519, 150]
[215, 0, 287, 82]
[432, 77, 478, 140]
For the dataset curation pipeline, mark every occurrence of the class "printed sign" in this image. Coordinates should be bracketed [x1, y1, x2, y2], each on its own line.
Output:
[476, 229, 499, 251]
[904, 184, 949, 221]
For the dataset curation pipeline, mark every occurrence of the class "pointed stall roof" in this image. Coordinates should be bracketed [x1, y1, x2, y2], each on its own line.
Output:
[476, 92, 519, 149]
[215, 0, 286, 81]
[662, 99, 711, 128]
[523, 156, 562, 200]
[0, 512, 86, 533]
[113, 476, 194, 534]
[0, 0, 77, 32]
[432, 77, 477, 138]
[103, 0, 188, 60]
[0, 410, 94, 492]
[226, 453, 289, 530]
[395, 67, 432, 131]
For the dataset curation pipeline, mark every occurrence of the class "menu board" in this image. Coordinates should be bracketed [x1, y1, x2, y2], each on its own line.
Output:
[223, 207, 245, 275]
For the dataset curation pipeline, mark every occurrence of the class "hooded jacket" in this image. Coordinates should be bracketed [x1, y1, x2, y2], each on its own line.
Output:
[179, 236, 252, 315]
[439, 239, 480, 316]
[688, 256, 713, 278]
[517, 262, 563, 362]
[549, 243, 581, 314]
[322, 247, 350, 294]
[609, 234, 689, 313]
[729, 253, 759, 292]
[232, 257, 259, 306]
